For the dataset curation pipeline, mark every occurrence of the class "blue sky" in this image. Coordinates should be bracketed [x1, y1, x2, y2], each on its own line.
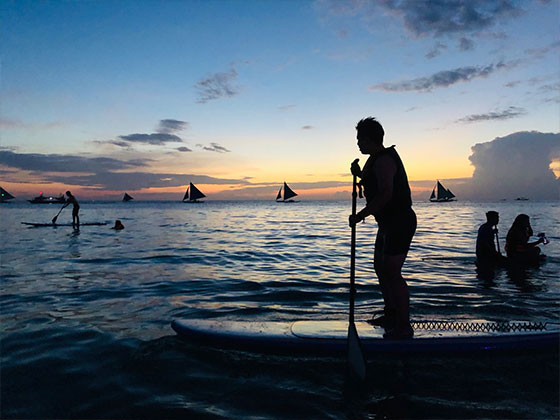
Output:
[1, 0, 559, 200]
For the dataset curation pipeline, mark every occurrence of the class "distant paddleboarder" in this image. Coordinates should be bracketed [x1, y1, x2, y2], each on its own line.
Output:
[349, 117, 416, 339]
[62, 191, 80, 227]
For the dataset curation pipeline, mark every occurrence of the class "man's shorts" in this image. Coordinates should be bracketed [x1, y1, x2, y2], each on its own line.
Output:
[375, 208, 417, 256]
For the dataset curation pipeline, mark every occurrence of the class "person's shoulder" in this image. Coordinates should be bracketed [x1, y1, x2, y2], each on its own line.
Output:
[374, 152, 397, 171]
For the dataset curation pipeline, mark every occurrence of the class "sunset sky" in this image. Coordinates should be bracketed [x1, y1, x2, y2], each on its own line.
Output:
[1, 0, 559, 200]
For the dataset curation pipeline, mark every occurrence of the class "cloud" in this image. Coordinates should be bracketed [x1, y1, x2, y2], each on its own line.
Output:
[0, 118, 64, 130]
[301, 125, 314, 130]
[118, 133, 183, 145]
[456, 106, 527, 123]
[458, 37, 475, 51]
[425, 42, 448, 59]
[278, 105, 296, 111]
[199, 142, 230, 153]
[157, 119, 189, 134]
[370, 62, 508, 92]
[176, 146, 192, 152]
[377, 0, 523, 38]
[466, 131, 560, 200]
[45, 171, 248, 190]
[194, 68, 240, 104]
[0, 151, 148, 173]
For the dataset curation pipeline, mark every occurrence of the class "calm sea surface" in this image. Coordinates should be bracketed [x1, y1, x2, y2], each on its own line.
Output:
[1, 200, 559, 419]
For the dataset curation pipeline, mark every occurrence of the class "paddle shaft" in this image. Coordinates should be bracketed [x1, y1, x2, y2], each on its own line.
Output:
[52, 205, 65, 223]
[494, 226, 500, 253]
[349, 172, 358, 323]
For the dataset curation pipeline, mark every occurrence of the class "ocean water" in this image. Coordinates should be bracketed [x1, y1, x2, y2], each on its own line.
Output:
[1, 200, 559, 419]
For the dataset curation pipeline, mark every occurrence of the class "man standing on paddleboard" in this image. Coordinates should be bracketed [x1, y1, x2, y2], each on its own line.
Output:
[349, 117, 416, 339]
[62, 191, 80, 228]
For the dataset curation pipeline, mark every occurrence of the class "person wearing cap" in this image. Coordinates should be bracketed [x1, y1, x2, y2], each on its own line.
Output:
[476, 210, 505, 267]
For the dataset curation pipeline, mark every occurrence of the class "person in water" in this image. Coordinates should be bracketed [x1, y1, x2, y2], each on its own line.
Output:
[62, 191, 80, 227]
[505, 214, 545, 264]
[476, 211, 507, 267]
[112, 220, 125, 230]
[349, 117, 417, 339]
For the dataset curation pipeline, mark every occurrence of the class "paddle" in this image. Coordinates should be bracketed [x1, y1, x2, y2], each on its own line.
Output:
[494, 226, 500, 254]
[51, 205, 65, 224]
[347, 159, 367, 381]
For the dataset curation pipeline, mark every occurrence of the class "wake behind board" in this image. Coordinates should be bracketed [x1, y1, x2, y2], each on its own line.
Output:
[171, 319, 560, 355]
[22, 222, 108, 227]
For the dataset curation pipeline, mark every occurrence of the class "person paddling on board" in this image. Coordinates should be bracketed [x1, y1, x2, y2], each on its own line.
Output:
[505, 214, 546, 265]
[349, 117, 417, 339]
[476, 211, 507, 268]
[62, 191, 80, 228]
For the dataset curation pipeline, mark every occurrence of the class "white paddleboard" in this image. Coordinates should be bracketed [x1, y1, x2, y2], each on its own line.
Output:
[171, 319, 560, 355]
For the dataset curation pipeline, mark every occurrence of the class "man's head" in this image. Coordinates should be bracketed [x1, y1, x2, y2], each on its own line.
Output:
[486, 210, 499, 225]
[66, 191, 72, 197]
[356, 117, 384, 155]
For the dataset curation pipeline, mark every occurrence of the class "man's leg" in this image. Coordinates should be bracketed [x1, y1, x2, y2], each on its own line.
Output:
[383, 253, 411, 333]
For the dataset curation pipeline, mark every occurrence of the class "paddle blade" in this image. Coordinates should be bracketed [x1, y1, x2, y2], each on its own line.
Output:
[51, 215, 58, 224]
[347, 321, 366, 381]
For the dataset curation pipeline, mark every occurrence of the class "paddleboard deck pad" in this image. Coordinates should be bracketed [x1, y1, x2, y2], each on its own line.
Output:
[22, 222, 108, 227]
[171, 319, 560, 355]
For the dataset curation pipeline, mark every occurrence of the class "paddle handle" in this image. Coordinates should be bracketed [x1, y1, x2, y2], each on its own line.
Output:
[349, 163, 358, 324]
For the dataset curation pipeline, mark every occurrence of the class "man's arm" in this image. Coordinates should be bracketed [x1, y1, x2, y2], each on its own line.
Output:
[355, 154, 396, 222]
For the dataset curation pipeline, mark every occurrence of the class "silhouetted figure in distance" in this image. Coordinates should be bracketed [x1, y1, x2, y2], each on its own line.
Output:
[505, 214, 545, 265]
[62, 191, 80, 227]
[349, 117, 416, 339]
[112, 220, 125, 230]
[476, 211, 507, 267]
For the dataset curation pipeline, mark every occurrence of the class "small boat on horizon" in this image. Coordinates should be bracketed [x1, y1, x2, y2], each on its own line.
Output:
[0, 187, 15, 202]
[429, 181, 456, 202]
[183, 183, 206, 203]
[276, 182, 299, 203]
[516, 197, 529, 201]
[122, 193, 134, 202]
[28, 193, 66, 204]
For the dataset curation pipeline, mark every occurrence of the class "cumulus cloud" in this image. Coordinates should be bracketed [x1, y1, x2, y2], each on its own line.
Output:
[157, 119, 189, 134]
[194, 68, 240, 104]
[370, 62, 514, 92]
[467, 131, 560, 200]
[456, 106, 527, 123]
[0, 151, 148, 173]
[198, 142, 231, 153]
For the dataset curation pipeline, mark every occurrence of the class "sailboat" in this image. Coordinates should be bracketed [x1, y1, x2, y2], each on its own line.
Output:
[122, 193, 134, 202]
[183, 183, 206, 203]
[0, 187, 15, 202]
[429, 180, 456, 202]
[276, 182, 299, 203]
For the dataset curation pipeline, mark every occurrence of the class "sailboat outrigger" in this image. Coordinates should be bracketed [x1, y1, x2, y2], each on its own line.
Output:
[429, 180, 456, 202]
[276, 182, 299, 203]
[183, 183, 206, 203]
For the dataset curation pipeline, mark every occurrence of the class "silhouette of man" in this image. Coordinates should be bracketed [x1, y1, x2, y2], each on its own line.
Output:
[476, 211, 505, 267]
[62, 191, 80, 227]
[349, 117, 416, 339]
